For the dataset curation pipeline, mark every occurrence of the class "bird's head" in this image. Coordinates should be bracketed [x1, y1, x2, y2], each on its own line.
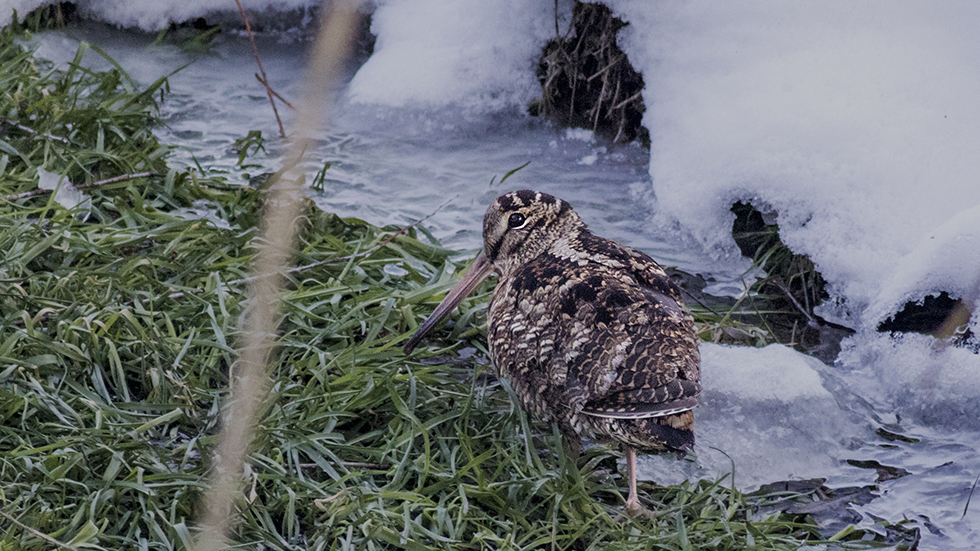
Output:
[482, 189, 583, 279]
[402, 190, 584, 354]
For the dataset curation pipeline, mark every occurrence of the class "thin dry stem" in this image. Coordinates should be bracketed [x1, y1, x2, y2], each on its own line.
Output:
[235, 0, 287, 138]
[192, 2, 362, 550]
[2, 120, 71, 143]
[2, 171, 155, 201]
[254, 73, 296, 110]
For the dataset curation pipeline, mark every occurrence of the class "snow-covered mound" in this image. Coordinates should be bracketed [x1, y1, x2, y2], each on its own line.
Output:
[868, 203, 980, 330]
[347, 0, 555, 111]
[609, 0, 980, 330]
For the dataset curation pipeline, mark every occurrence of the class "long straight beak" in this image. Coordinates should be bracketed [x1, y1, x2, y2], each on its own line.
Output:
[403, 252, 495, 354]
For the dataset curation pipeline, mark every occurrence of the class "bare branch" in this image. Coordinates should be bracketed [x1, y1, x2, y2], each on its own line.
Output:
[235, 0, 287, 138]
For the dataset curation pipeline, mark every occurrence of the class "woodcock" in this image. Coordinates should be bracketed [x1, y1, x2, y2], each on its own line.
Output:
[403, 190, 701, 516]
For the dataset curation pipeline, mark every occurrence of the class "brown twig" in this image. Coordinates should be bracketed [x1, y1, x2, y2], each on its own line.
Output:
[772, 278, 818, 326]
[611, 90, 643, 111]
[253, 73, 295, 110]
[234, 0, 287, 138]
[964, 472, 980, 518]
[3, 171, 154, 202]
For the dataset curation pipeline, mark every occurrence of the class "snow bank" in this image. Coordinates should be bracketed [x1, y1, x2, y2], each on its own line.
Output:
[609, 0, 980, 327]
[346, 0, 555, 110]
[868, 203, 980, 329]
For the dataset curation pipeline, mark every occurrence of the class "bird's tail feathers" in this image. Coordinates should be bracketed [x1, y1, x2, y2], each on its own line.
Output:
[580, 396, 700, 419]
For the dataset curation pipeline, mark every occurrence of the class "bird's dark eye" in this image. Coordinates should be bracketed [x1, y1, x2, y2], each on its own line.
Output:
[508, 212, 527, 229]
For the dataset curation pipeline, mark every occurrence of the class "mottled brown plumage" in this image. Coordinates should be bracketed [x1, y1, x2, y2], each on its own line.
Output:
[404, 190, 701, 515]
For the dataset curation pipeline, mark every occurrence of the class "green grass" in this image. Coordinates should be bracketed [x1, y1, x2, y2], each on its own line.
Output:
[0, 22, 906, 550]
[726, 201, 850, 357]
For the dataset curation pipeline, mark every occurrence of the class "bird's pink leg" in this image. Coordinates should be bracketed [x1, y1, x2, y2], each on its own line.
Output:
[623, 447, 654, 518]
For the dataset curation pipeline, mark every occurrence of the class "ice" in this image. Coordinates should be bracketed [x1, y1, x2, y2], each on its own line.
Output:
[640, 343, 871, 489]
[838, 332, 980, 430]
[854, 437, 980, 550]
[346, 0, 554, 111]
[564, 128, 596, 143]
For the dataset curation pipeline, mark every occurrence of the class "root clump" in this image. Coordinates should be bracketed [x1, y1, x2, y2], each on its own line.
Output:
[534, 1, 647, 145]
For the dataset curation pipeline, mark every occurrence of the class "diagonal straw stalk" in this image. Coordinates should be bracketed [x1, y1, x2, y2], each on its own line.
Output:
[234, 0, 291, 137]
[192, 2, 362, 549]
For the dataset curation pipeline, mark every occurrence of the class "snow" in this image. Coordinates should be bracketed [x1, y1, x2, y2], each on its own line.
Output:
[2, 0, 48, 26]
[608, 0, 980, 328]
[702, 343, 832, 403]
[346, 0, 555, 111]
[868, 203, 980, 329]
[564, 128, 596, 143]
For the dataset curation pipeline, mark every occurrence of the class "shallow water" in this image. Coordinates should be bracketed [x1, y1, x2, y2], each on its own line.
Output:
[31, 23, 705, 268]
[29, 22, 980, 549]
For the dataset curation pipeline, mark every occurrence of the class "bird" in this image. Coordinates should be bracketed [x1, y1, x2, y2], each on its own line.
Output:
[403, 189, 701, 516]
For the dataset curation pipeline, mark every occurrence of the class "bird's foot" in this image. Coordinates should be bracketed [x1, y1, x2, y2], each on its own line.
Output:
[621, 494, 656, 520]
[620, 447, 656, 520]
